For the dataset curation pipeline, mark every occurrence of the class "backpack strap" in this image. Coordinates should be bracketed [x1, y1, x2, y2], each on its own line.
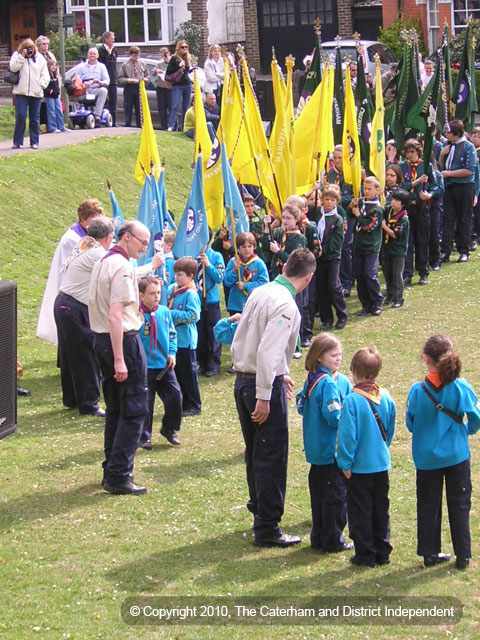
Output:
[353, 390, 387, 442]
[307, 373, 328, 397]
[420, 382, 464, 424]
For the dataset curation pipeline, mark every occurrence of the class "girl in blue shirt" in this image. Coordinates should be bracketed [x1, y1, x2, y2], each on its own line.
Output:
[296, 333, 353, 552]
[406, 335, 480, 570]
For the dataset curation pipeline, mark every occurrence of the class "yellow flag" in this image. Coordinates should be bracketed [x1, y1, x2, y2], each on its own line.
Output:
[193, 70, 213, 168]
[342, 66, 362, 197]
[285, 56, 296, 196]
[221, 55, 230, 113]
[269, 57, 292, 207]
[369, 61, 385, 195]
[134, 80, 161, 184]
[219, 68, 245, 161]
[294, 73, 324, 194]
[323, 65, 335, 170]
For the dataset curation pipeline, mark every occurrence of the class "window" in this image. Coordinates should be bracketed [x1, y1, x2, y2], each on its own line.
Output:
[66, 0, 171, 43]
[262, 2, 295, 28]
[453, 0, 480, 30]
[427, 0, 440, 52]
[300, 0, 334, 26]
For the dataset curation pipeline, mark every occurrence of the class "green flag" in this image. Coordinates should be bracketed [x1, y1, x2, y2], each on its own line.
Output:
[297, 36, 322, 114]
[452, 22, 478, 131]
[391, 39, 420, 152]
[383, 53, 402, 128]
[332, 46, 344, 145]
[355, 53, 374, 167]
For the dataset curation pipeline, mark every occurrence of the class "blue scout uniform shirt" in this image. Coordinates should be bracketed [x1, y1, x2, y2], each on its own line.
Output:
[441, 137, 477, 185]
[406, 377, 480, 471]
[195, 247, 225, 305]
[167, 283, 201, 349]
[336, 388, 396, 473]
[297, 367, 352, 466]
[139, 306, 177, 369]
[163, 253, 176, 287]
[223, 254, 269, 313]
[213, 317, 238, 344]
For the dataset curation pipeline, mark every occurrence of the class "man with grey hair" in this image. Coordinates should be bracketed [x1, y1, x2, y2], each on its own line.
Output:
[54, 216, 115, 417]
[75, 47, 110, 124]
[97, 31, 118, 126]
[89, 220, 151, 495]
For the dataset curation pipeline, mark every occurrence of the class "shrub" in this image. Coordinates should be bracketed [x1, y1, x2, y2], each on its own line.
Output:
[174, 21, 203, 59]
[449, 20, 480, 64]
[378, 14, 427, 59]
[48, 30, 100, 62]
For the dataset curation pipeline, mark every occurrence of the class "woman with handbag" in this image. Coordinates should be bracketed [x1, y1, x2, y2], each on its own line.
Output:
[165, 40, 192, 132]
[9, 38, 50, 149]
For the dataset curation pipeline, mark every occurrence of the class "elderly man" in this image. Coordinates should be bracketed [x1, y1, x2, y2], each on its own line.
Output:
[89, 220, 151, 495]
[54, 216, 115, 417]
[97, 31, 118, 126]
[231, 248, 316, 547]
[76, 47, 110, 125]
[204, 92, 220, 131]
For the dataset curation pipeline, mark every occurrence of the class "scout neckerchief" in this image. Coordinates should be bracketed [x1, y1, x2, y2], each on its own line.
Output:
[101, 245, 128, 261]
[239, 253, 257, 282]
[318, 208, 338, 243]
[422, 373, 465, 425]
[168, 282, 196, 309]
[445, 135, 467, 170]
[408, 159, 421, 182]
[331, 167, 342, 186]
[353, 380, 386, 441]
[272, 274, 296, 298]
[306, 365, 331, 397]
[384, 207, 408, 244]
[276, 228, 300, 268]
[139, 301, 158, 356]
[70, 221, 87, 238]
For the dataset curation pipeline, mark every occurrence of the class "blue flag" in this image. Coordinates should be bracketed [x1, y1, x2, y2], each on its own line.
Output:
[173, 156, 209, 258]
[136, 174, 164, 266]
[156, 170, 176, 232]
[222, 142, 249, 239]
[109, 187, 124, 240]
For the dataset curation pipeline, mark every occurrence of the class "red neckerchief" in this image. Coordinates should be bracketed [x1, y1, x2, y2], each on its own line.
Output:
[168, 283, 196, 309]
[409, 160, 421, 182]
[139, 301, 158, 356]
[426, 371, 442, 389]
[101, 245, 129, 261]
[239, 253, 257, 281]
[353, 380, 382, 405]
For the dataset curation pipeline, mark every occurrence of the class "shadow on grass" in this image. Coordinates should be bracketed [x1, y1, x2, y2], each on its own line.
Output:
[140, 451, 244, 485]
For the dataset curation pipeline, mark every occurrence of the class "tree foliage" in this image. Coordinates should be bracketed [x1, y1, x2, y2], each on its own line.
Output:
[378, 15, 427, 58]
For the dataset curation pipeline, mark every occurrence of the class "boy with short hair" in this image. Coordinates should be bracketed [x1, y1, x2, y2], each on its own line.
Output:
[138, 277, 182, 448]
[168, 257, 202, 416]
[381, 189, 410, 308]
[337, 347, 396, 567]
[351, 177, 384, 316]
[224, 232, 268, 313]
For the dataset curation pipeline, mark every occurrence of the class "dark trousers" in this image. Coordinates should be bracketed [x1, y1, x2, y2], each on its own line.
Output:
[123, 83, 141, 127]
[94, 333, 148, 484]
[416, 458, 472, 559]
[429, 198, 442, 266]
[14, 95, 41, 147]
[175, 347, 201, 411]
[346, 471, 392, 564]
[316, 259, 348, 325]
[234, 374, 288, 539]
[340, 217, 355, 292]
[295, 288, 309, 342]
[107, 83, 117, 126]
[302, 276, 317, 341]
[404, 203, 430, 278]
[353, 250, 382, 310]
[196, 302, 222, 374]
[156, 87, 172, 129]
[309, 463, 347, 551]
[382, 254, 405, 302]
[472, 195, 480, 240]
[141, 368, 183, 443]
[442, 183, 474, 256]
[53, 292, 100, 414]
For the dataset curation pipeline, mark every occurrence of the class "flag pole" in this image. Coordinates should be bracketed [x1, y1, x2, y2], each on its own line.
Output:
[227, 204, 242, 282]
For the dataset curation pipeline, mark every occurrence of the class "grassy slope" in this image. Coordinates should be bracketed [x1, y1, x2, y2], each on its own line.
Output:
[1, 132, 480, 639]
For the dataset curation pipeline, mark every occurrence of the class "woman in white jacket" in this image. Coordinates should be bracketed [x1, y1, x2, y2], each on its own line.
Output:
[10, 39, 50, 150]
[203, 44, 224, 103]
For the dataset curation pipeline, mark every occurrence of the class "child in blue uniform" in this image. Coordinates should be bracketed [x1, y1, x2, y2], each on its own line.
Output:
[138, 277, 182, 447]
[296, 333, 353, 552]
[224, 232, 268, 313]
[406, 334, 480, 570]
[167, 257, 202, 416]
[337, 347, 396, 567]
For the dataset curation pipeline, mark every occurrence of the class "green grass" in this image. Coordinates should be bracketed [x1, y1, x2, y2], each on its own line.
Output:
[1, 132, 480, 639]
[0, 104, 15, 142]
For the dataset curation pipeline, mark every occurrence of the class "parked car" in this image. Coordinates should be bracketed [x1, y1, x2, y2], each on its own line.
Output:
[65, 56, 205, 128]
[320, 40, 397, 78]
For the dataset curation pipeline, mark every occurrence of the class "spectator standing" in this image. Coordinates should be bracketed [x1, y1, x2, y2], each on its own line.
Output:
[97, 31, 118, 126]
[166, 40, 192, 132]
[203, 44, 224, 103]
[118, 46, 149, 128]
[154, 47, 172, 130]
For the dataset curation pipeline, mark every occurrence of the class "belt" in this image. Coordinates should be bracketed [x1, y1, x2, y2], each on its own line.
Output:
[58, 291, 84, 305]
[124, 330, 139, 336]
[236, 372, 256, 378]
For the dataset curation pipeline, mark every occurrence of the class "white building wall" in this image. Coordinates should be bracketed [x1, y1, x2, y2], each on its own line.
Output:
[207, 0, 228, 44]
[174, 0, 191, 29]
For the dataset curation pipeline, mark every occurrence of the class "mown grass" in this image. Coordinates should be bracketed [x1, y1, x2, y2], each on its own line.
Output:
[0, 104, 15, 142]
[1, 131, 480, 639]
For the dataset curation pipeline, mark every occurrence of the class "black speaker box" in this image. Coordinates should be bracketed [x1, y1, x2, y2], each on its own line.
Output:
[0, 282, 17, 439]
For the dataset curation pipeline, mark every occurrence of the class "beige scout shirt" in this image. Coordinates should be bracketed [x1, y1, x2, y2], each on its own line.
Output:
[59, 243, 106, 305]
[230, 280, 300, 401]
[88, 253, 143, 333]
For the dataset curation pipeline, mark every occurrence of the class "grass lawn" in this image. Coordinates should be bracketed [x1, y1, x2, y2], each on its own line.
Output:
[1, 130, 480, 639]
[0, 103, 15, 142]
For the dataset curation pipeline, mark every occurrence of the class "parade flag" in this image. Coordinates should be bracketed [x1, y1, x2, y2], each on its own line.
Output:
[270, 55, 294, 206]
[437, 25, 453, 133]
[391, 39, 420, 151]
[285, 55, 297, 196]
[134, 80, 161, 184]
[294, 76, 324, 194]
[369, 60, 385, 193]
[222, 142, 249, 239]
[355, 53, 374, 166]
[135, 174, 163, 265]
[193, 70, 213, 167]
[156, 169, 176, 232]
[342, 66, 362, 197]
[452, 21, 478, 132]
[297, 27, 322, 113]
[108, 185, 124, 240]
[332, 45, 345, 144]
[173, 155, 209, 258]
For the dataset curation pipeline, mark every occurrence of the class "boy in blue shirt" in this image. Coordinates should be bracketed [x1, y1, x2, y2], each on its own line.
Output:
[337, 347, 396, 567]
[168, 257, 202, 416]
[223, 232, 269, 313]
[195, 235, 225, 377]
[138, 276, 182, 447]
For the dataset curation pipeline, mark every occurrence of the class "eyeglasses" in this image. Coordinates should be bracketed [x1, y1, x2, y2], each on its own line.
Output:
[180, 45, 188, 49]
[129, 232, 149, 248]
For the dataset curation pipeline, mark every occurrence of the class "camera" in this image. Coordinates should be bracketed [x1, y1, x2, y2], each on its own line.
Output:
[25, 48, 34, 57]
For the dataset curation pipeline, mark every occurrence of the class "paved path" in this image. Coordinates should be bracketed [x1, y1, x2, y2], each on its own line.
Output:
[0, 125, 140, 158]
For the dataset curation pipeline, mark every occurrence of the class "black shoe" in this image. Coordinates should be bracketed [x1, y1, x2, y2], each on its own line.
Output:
[376, 555, 391, 566]
[432, 263, 441, 271]
[371, 307, 382, 316]
[440, 252, 450, 263]
[320, 322, 333, 331]
[419, 275, 428, 285]
[17, 386, 31, 397]
[103, 480, 147, 495]
[301, 339, 311, 348]
[84, 407, 105, 418]
[160, 427, 180, 444]
[197, 368, 206, 376]
[182, 407, 201, 417]
[205, 370, 220, 377]
[139, 440, 152, 450]
[403, 276, 412, 287]
[383, 297, 392, 306]
[423, 553, 451, 567]
[358, 308, 370, 317]
[327, 541, 354, 553]
[349, 555, 375, 568]
[469, 240, 477, 252]
[335, 319, 347, 330]
[391, 300, 404, 308]
[457, 253, 469, 263]
[254, 532, 302, 548]
[455, 557, 470, 570]
[95, 116, 101, 128]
